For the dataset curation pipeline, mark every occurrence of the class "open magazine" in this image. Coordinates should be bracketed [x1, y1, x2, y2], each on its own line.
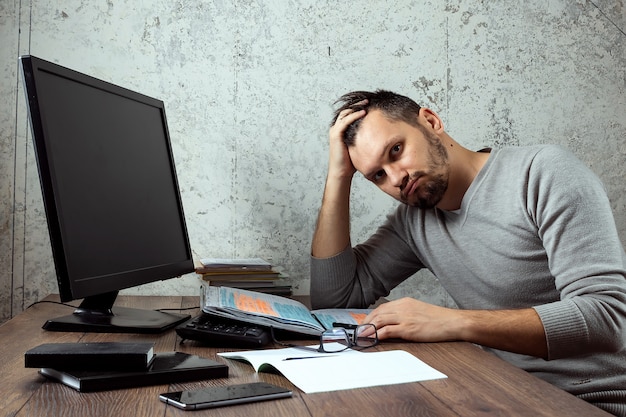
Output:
[201, 285, 372, 336]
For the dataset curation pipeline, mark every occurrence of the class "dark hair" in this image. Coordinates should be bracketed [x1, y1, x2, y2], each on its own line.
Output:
[332, 90, 422, 146]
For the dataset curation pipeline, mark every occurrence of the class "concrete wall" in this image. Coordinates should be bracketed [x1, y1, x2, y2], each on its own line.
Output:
[1, 0, 624, 322]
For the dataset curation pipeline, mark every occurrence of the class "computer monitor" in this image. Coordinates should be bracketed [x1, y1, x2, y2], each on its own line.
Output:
[20, 55, 195, 333]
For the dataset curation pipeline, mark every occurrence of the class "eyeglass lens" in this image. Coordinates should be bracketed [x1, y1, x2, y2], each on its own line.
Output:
[320, 324, 377, 352]
[353, 324, 377, 347]
[320, 328, 351, 352]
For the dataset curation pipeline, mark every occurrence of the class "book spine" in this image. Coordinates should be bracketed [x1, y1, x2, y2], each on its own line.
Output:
[79, 366, 229, 392]
[25, 353, 151, 371]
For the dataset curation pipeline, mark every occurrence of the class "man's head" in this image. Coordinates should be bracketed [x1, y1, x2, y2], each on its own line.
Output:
[332, 90, 450, 209]
[332, 90, 423, 147]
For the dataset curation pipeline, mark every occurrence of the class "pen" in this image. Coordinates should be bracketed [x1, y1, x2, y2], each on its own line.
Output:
[283, 355, 338, 361]
[332, 322, 358, 329]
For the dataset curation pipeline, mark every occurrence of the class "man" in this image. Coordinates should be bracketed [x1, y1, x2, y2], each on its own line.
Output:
[310, 89, 626, 415]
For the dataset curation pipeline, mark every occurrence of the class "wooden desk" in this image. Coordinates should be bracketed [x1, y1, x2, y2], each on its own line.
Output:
[1, 295, 612, 417]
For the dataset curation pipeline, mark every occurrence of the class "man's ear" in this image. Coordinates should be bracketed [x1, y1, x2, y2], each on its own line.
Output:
[419, 108, 445, 134]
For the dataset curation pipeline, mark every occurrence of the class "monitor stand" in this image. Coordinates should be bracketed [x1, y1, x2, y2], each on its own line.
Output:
[42, 291, 191, 334]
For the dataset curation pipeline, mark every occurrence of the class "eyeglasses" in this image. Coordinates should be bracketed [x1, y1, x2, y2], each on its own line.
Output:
[271, 323, 378, 353]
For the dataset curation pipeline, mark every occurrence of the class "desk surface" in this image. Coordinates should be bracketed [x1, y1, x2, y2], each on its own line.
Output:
[1, 295, 611, 417]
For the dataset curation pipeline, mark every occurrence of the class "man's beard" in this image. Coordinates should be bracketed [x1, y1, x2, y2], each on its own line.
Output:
[401, 128, 449, 209]
[402, 172, 448, 208]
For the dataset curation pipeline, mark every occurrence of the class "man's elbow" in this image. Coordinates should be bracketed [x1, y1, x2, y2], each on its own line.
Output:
[603, 324, 626, 353]
[310, 286, 346, 310]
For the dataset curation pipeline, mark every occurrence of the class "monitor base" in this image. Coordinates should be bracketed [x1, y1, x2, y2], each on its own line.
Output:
[43, 306, 190, 334]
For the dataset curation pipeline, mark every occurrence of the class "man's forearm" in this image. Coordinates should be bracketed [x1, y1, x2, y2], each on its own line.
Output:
[311, 175, 353, 258]
[457, 308, 548, 359]
[313, 102, 366, 259]
[366, 298, 549, 359]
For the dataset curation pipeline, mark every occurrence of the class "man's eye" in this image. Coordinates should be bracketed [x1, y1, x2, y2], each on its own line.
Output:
[373, 170, 385, 181]
[391, 144, 402, 155]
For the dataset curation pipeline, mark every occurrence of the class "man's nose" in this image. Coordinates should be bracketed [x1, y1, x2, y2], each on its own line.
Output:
[387, 167, 406, 188]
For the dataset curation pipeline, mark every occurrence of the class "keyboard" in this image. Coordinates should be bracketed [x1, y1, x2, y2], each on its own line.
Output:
[175, 313, 271, 348]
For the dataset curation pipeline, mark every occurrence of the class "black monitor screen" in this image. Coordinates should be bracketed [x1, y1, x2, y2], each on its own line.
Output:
[20, 55, 194, 333]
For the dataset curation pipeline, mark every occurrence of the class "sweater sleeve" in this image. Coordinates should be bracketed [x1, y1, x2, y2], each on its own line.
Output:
[310, 208, 425, 310]
[528, 146, 626, 359]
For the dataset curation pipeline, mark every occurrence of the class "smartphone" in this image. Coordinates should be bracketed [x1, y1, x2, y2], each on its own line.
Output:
[159, 382, 292, 410]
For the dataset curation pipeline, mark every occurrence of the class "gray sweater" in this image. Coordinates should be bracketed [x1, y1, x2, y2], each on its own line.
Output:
[311, 145, 626, 416]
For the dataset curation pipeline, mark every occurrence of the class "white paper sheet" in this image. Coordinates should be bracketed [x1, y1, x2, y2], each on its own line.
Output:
[219, 347, 447, 393]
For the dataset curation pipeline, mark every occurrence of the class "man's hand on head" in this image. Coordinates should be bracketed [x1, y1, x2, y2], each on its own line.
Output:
[327, 102, 367, 180]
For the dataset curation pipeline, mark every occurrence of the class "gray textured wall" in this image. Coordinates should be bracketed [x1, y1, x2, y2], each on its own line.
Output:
[1, 1, 625, 322]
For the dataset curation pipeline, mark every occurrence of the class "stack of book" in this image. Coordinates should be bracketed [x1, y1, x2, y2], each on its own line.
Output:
[197, 258, 292, 296]
[24, 342, 228, 392]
